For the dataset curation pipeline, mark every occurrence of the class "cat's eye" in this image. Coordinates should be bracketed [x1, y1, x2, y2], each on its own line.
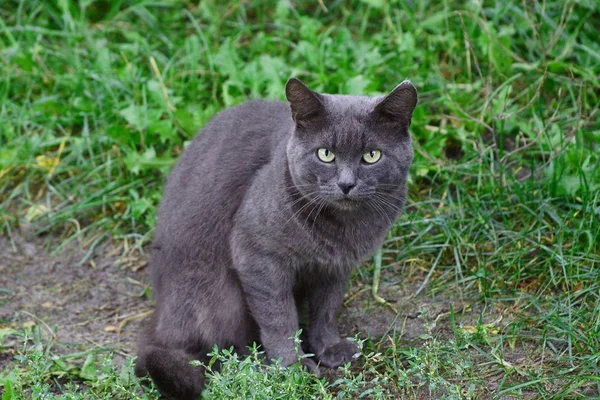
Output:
[363, 150, 382, 164]
[317, 148, 335, 163]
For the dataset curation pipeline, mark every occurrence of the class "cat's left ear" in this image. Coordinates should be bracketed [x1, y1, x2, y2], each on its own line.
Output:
[285, 78, 325, 126]
[374, 80, 418, 127]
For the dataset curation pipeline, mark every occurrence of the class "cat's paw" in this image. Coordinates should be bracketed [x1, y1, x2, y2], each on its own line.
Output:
[317, 340, 360, 368]
[300, 357, 321, 377]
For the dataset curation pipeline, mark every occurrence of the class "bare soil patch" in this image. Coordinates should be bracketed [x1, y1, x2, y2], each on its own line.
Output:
[1, 234, 510, 381]
[0, 234, 151, 370]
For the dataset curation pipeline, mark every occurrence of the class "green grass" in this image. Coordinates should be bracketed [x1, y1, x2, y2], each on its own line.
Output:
[1, 0, 599, 398]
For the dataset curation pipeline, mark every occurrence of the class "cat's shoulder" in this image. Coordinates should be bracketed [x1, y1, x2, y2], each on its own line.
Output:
[221, 99, 289, 117]
[207, 100, 292, 131]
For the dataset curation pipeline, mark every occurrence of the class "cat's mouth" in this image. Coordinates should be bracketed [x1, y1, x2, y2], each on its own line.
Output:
[329, 194, 368, 210]
[332, 198, 360, 210]
[315, 187, 372, 209]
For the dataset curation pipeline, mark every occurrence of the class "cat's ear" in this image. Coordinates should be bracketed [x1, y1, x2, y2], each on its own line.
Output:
[374, 80, 418, 127]
[285, 78, 325, 126]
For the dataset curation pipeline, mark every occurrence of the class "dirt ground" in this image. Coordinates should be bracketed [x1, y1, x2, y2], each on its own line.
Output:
[0, 234, 151, 370]
[0, 233, 498, 377]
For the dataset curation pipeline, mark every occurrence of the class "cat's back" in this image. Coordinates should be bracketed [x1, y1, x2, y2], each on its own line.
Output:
[197, 99, 292, 151]
[154, 100, 292, 250]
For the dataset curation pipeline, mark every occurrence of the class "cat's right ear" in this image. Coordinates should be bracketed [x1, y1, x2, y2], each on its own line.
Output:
[285, 78, 325, 126]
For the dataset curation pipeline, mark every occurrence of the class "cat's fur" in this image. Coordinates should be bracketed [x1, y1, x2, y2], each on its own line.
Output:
[135, 78, 418, 399]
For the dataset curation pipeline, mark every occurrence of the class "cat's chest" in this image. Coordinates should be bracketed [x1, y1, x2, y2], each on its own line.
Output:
[298, 215, 390, 269]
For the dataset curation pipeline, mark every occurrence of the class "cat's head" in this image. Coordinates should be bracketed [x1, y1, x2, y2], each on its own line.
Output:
[285, 78, 418, 211]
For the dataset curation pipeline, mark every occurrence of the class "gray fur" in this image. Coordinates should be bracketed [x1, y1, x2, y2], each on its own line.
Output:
[135, 78, 418, 399]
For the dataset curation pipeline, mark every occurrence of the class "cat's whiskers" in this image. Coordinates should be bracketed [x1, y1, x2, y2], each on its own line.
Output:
[377, 183, 403, 188]
[288, 197, 320, 221]
[375, 189, 407, 200]
[302, 195, 327, 233]
[372, 193, 403, 214]
[287, 190, 322, 208]
[377, 193, 407, 209]
[373, 192, 402, 206]
[366, 198, 393, 227]
[310, 197, 329, 232]
[372, 187, 407, 201]
[283, 192, 323, 228]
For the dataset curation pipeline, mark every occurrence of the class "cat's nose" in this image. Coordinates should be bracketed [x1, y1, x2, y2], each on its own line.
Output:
[338, 182, 355, 195]
[338, 167, 356, 195]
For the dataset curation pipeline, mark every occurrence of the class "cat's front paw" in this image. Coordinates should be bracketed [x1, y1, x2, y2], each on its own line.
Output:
[300, 357, 321, 377]
[317, 340, 360, 368]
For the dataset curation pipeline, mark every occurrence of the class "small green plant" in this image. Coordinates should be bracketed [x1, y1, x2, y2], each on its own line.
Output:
[0, 329, 160, 399]
[200, 344, 326, 400]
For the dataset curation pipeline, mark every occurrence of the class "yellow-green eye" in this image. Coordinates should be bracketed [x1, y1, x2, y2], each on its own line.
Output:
[317, 148, 335, 163]
[363, 150, 382, 164]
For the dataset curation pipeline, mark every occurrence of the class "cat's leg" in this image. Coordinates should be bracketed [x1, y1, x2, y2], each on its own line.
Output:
[231, 248, 319, 373]
[306, 274, 360, 368]
[136, 257, 253, 399]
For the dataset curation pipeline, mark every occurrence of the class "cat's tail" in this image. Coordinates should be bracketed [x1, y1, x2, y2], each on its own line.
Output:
[135, 334, 206, 400]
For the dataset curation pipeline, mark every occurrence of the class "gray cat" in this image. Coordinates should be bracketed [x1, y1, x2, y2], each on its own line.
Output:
[135, 78, 417, 399]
